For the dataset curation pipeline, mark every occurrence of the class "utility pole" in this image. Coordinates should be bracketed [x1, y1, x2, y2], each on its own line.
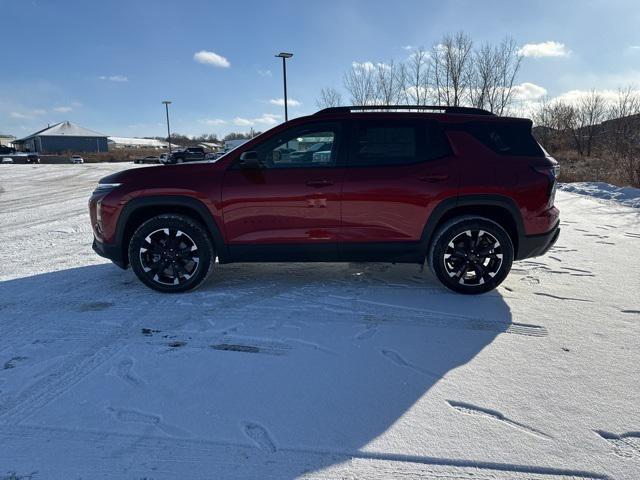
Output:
[275, 52, 293, 121]
[162, 100, 172, 154]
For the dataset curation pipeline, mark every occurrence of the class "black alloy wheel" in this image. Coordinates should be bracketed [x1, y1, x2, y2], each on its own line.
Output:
[129, 214, 214, 293]
[429, 216, 513, 294]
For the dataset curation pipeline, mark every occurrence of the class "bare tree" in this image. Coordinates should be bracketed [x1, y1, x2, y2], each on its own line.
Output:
[374, 61, 394, 105]
[467, 37, 522, 114]
[343, 62, 376, 105]
[467, 42, 497, 111]
[576, 90, 608, 156]
[492, 37, 522, 115]
[605, 87, 640, 186]
[430, 32, 474, 106]
[406, 48, 430, 105]
[316, 87, 343, 109]
[531, 97, 578, 152]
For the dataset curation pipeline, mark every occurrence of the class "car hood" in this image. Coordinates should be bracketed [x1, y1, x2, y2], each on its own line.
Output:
[99, 161, 226, 188]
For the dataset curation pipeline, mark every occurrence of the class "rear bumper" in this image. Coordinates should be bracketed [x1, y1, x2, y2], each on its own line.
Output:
[92, 238, 127, 269]
[516, 221, 560, 260]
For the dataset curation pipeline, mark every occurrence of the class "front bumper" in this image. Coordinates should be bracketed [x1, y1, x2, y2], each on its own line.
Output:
[516, 222, 560, 260]
[92, 239, 127, 269]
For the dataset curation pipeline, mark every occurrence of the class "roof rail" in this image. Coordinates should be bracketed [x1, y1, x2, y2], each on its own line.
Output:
[314, 105, 495, 116]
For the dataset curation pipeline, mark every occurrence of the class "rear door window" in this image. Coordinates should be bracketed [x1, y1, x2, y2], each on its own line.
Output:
[348, 121, 451, 167]
[354, 125, 417, 165]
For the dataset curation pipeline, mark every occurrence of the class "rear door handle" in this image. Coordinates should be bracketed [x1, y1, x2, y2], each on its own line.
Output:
[306, 179, 334, 187]
[419, 174, 449, 183]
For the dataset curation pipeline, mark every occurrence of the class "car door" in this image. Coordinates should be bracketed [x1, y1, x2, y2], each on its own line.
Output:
[221, 122, 344, 258]
[340, 119, 458, 246]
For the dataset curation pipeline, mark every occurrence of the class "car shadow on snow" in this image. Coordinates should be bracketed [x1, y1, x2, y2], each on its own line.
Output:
[0, 263, 595, 479]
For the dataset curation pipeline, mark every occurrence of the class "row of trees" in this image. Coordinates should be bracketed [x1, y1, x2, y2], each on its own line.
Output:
[161, 131, 260, 148]
[318, 31, 522, 115]
[530, 87, 640, 186]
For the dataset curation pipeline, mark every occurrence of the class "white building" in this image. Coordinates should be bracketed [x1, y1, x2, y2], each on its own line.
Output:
[108, 136, 180, 150]
[0, 134, 15, 147]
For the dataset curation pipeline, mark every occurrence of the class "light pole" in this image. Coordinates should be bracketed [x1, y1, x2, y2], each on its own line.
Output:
[275, 52, 293, 122]
[162, 100, 172, 154]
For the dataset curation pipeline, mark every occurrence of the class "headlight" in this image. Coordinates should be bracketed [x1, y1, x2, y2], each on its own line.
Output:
[93, 183, 122, 194]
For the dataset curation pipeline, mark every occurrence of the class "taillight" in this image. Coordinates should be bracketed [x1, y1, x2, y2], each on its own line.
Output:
[533, 166, 559, 208]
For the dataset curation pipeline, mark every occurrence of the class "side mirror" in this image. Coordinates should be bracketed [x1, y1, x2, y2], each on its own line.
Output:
[239, 151, 260, 169]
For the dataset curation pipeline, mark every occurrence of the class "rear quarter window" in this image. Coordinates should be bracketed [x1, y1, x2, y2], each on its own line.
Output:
[466, 121, 543, 157]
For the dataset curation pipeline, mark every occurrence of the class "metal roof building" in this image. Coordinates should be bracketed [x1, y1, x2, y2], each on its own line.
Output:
[14, 122, 108, 153]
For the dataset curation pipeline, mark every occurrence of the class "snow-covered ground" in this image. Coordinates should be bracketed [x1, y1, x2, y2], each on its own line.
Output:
[559, 182, 640, 209]
[0, 164, 639, 480]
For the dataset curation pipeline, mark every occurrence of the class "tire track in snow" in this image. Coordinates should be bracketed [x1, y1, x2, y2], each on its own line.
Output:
[534, 292, 593, 303]
[447, 400, 552, 440]
[0, 315, 141, 424]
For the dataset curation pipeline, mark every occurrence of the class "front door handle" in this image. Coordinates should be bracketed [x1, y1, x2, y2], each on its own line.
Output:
[419, 174, 449, 183]
[306, 179, 334, 187]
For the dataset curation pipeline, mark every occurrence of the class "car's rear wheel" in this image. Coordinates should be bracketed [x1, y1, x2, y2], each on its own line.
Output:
[128, 214, 214, 293]
[428, 216, 513, 294]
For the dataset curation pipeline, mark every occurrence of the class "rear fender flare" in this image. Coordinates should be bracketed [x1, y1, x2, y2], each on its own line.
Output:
[421, 194, 525, 248]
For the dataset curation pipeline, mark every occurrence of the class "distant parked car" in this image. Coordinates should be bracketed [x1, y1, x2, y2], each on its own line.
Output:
[70, 155, 84, 164]
[0, 145, 16, 155]
[9, 153, 40, 164]
[135, 156, 160, 164]
[1, 157, 13, 164]
[166, 147, 206, 164]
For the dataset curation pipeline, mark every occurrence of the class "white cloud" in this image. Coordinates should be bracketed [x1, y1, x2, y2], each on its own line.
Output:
[233, 117, 254, 126]
[99, 75, 128, 82]
[269, 98, 301, 107]
[352, 61, 393, 73]
[553, 89, 624, 106]
[352, 61, 376, 72]
[518, 41, 570, 58]
[193, 50, 230, 68]
[258, 69, 272, 77]
[512, 82, 548, 101]
[10, 109, 46, 119]
[402, 45, 414, 51]
[53, 106, 73, 113]
[233, 113, 281, 127]
[199, 118, 226, 126]
[629, 45, 640, 52]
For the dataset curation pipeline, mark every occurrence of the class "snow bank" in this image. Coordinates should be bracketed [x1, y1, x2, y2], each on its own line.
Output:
[559, 182, 640, 208]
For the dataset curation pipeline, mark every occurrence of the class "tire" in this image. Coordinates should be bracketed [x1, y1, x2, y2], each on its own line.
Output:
[128, 214, 214, 293]
[428, 216, 514, 294]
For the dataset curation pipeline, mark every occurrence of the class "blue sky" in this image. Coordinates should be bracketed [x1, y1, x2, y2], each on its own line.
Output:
[2, 0, 639, 138]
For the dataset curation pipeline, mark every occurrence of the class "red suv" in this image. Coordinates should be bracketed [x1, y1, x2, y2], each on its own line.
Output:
[89, 105, 559, 294]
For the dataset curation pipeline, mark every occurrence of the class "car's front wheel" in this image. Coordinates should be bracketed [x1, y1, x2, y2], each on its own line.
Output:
[428, 216, 514, 294]
[128, 214, 214, 293]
